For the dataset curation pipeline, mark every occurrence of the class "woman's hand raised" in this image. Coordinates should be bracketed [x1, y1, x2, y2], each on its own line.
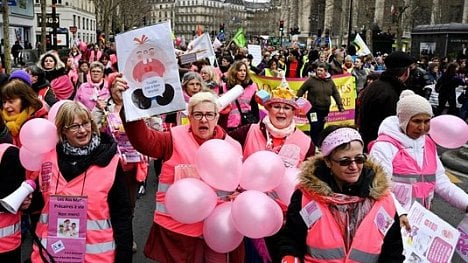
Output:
[110, 73, 129, 106]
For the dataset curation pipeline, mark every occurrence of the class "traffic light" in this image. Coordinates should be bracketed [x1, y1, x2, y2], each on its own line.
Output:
[279, 20, 284, 32]
[220, 23, 225, 33]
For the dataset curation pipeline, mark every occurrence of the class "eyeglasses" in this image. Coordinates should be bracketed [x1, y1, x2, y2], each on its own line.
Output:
[91, 70, 103, 73]
[191, 112, 217, 120]
[330, 155, 367, 166]
[65, 121, 92, 132]
[271, 104, 293, 112]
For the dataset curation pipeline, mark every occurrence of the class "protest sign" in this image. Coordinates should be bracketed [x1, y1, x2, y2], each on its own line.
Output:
[115, 21, 185, 121]
[402, 202, 460, 263]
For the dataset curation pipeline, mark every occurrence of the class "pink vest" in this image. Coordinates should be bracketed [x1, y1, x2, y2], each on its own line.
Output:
[154, 125, 242, 237]
[301, 192, 396, 262]
[31, 150, 119, 262]
[0, 144, 22, 253]
[243, 123, 310, 162]
[224, 83, 258, 128]
[374, 134, 437, 209]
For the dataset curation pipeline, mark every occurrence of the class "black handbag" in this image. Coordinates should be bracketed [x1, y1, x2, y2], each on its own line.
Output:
[235, 100, 258, 125]
[457, 90, 467, 104]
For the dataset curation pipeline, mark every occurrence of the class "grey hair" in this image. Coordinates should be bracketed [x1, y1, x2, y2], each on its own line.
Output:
[89, 61, 105, 72]
[181, 71, 206, 91]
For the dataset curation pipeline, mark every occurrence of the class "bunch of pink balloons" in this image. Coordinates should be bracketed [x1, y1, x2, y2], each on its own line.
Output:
[19, 118, 58, 171]
[429, 115, 468, 149]
[165, 178, 218, 224]
[195, 139, 242, 191]
[240, 151, 285, 192]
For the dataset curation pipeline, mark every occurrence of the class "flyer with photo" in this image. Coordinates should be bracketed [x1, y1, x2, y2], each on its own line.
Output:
[115, 21, 186, 122]
[47, 195, 88, 262]
[456, 214, 468, 262]
[402, 202, 460, 263]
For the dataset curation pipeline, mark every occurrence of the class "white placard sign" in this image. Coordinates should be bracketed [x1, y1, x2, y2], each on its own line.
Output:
[115, 22, 186, 121]
[248, 44, 262, 67]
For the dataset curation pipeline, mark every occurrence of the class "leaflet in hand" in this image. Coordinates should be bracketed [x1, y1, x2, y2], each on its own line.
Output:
[402, 202, 460, 263]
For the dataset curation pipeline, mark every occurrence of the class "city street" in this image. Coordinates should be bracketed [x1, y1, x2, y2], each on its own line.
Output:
[22, 161, 468, 262]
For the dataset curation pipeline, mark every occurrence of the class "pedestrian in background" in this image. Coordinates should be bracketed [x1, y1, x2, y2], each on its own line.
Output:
[296, 62, 344, 146]
[358, 51, 415, 150]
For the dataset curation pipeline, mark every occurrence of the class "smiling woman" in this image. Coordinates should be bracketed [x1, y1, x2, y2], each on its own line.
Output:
[227, 83, 314, 262]
[29, 101, 134, 263]
[278, 125, 404, 262]
[0, 78, 48, 146]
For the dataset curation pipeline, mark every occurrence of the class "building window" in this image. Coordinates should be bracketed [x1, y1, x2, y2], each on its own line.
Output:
[83, 18, 85, 30]
[73, 15, 76, 26]
[78, 16, 81, 29]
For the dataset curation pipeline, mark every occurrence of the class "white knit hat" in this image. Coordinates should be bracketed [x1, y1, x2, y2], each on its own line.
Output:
[397, 90, 433, 131]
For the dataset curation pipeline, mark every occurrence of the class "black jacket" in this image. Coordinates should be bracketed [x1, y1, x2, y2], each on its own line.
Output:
[358, 72, 407, 150]
[0, 146, 26, 213]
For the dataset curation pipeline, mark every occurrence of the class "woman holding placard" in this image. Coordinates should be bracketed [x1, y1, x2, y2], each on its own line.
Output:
[111, 77, 245, 263]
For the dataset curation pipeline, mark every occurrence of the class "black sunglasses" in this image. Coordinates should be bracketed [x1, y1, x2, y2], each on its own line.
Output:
[330, 155, 367, 166]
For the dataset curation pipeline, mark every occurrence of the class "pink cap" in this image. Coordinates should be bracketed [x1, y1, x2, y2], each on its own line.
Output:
[25, 180, 36, 190]
[320, 128, 363, 156]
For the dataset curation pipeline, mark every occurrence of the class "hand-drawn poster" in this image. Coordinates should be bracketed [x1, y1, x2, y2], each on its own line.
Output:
[402, 202, 460, 263]
[115, 22, 185, 121]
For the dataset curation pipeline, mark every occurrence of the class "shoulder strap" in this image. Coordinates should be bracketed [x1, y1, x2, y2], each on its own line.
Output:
[235, 99, 244, 113]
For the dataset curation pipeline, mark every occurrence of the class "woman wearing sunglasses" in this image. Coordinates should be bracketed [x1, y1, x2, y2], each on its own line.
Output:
[278, 125, 404, 263]
[369, 90, 468, 224]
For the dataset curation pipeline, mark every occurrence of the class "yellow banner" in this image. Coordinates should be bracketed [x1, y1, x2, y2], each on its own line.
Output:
[250, 74, 356, 131]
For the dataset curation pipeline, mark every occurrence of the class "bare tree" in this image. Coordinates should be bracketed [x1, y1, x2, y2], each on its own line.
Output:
[92, 0, 152, 44]
[2, 0, 11, 73]
[40, 0, 47, 54]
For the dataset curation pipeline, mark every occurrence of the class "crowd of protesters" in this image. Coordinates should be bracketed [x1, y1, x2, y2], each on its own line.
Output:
[0, 35, 467, 263]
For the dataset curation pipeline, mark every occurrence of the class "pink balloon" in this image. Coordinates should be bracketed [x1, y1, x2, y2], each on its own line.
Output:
[165, 178, 218, 224]
[48, 100, 72, 123]
[196, 139, 242, 191]
[19, 146, 45, 171]
[19, 119, 58, 154]
[231, 190, 283, 238]
[273, 167, 301, 206]
[203, 202, 244, 253]
[429, 115, 468, 149]
[240, 151, 285, 192]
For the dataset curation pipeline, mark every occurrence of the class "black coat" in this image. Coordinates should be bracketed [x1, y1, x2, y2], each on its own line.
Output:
[358, 72, 407, 149]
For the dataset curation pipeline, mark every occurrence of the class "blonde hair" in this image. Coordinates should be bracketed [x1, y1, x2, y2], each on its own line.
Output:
[187, 91, 219, 115]
[55, 101, 99, 141]
[200, 65, 221, 86]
